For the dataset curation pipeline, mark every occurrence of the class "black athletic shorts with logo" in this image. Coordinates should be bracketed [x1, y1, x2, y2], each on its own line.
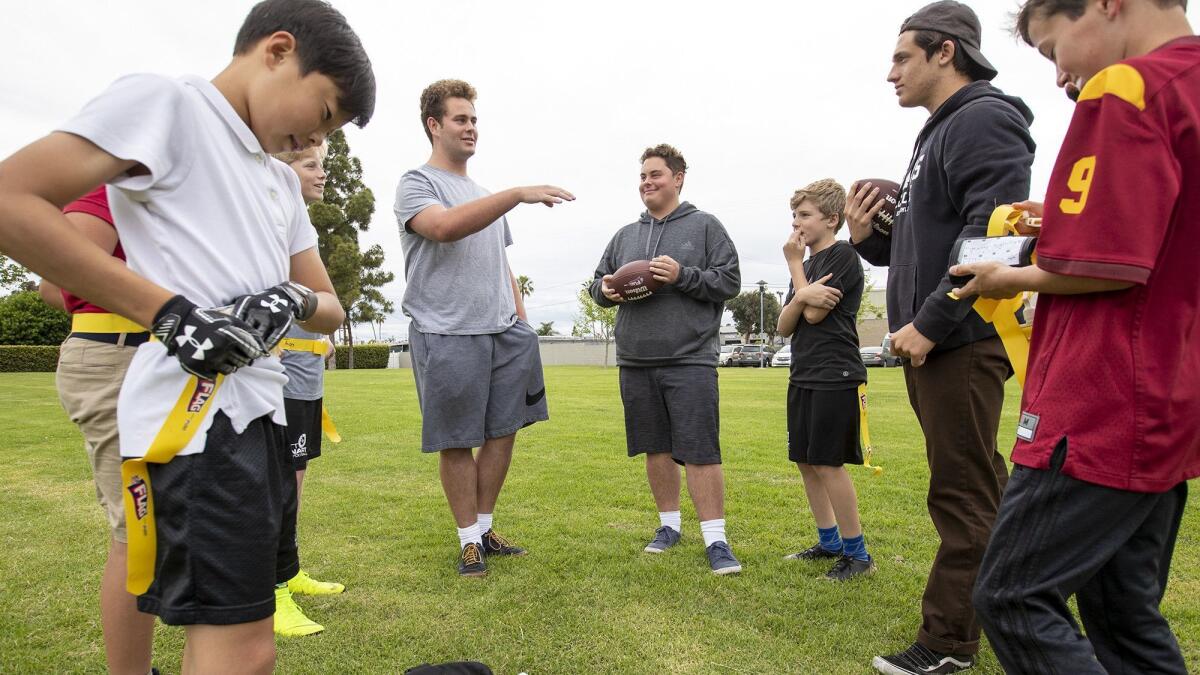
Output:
[137, 412, 299, 625]
[284, 397, 323, 470]
[786, 384, 863, 466]
[619, 365, 721, 465]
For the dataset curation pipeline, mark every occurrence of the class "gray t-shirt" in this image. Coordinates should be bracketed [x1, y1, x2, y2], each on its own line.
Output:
[281, 324, 325, 401]
[394, 164, 516, 335]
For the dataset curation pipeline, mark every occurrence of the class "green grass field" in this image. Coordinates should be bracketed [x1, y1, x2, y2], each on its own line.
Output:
[1, 367, 1195, 674]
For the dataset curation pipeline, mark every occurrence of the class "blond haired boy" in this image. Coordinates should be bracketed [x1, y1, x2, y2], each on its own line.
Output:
[777, 179, 875, 581]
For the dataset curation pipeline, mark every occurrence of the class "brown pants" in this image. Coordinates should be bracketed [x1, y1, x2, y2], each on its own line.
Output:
[904, 336, 1010, 655]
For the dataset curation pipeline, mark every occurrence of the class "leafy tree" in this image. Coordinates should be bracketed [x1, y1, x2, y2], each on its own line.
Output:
[517, 275, 534, 299]
[0, 256, 33, 294]
[571, 280, 618, 366]
[536, 321, 556, 336]
[349, 244, 395, 342]
[858, 279, 886, 322]
[727, 290, 781, 343]
[0, 290, 69, 345]
[309, 129, 393, 367]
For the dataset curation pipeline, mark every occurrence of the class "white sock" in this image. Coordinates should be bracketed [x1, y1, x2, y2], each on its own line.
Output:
[659, 511, 681, 533]
[477, 512, 493, 533]
[456, 522, 482, 549]
[700, 518, 727, 547]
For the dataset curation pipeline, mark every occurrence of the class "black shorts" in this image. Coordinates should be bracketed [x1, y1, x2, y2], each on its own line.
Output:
[786, 384, 863, 466]
[137, 412, 299, 625]
[285, 397, 323, 470]
[619, 365, 721, 465]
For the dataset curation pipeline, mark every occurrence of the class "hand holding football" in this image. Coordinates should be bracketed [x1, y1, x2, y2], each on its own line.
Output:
[609, 260, 663, 302]
[849, 178, 901, 237]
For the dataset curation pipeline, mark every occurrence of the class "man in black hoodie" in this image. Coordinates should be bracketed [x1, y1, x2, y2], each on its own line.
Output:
[590, 144, 743, 575]
[847, 3, 1035, 674]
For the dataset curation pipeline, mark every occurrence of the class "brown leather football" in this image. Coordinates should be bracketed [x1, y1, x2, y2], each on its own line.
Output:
[852, 178, 901, 236]
[609, 259, 663, 302]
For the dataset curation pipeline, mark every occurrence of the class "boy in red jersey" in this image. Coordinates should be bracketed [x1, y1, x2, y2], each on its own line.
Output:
[954, 2, 1198, 672]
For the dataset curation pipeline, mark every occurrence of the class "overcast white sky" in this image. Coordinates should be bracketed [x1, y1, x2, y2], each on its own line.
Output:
[3, 1, 1196, 339]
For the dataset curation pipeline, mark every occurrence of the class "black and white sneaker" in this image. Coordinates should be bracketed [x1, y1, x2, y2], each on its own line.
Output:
[784, 543, 842, 560]
[825, 554, 876, 581]
[872, 642, 975, 674]
[643, 526, 681, 553]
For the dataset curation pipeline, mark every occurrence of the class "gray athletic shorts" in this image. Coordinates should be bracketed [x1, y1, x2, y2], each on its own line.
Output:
[409, 320, 548, 452]
[618, 365, 721, 465]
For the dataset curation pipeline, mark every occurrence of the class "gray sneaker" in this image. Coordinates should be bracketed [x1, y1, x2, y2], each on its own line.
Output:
[643, 526, 681, 553]
[706, 541, 742, 575]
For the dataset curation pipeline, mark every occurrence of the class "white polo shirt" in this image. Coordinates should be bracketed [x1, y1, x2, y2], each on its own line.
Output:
[58, 74, 318, 458]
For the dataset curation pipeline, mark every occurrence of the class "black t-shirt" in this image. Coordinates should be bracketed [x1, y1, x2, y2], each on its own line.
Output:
[785, 241, 868, 389]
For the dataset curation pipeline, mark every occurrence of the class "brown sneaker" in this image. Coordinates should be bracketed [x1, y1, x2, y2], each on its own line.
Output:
[481, 529, 527, 556]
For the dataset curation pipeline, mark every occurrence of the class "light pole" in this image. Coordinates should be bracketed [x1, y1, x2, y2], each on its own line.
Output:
[757, 280, 767, 353]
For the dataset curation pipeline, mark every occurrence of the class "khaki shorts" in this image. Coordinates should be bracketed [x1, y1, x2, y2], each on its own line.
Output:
[56, 336, 137, 543]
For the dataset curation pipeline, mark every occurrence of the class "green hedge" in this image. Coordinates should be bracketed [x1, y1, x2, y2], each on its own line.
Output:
[334, 343, 390, 370]
[0, 345, 60, 372]
[0, 291, 70, 345]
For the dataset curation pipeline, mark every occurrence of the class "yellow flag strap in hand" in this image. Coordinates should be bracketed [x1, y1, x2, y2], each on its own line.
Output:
[857, 383, 883, 476]
[280, 337, 329, 355]
[121, 374, 224, 594]
[321, 404, 342, 443]
[968, 205, 1034, 387]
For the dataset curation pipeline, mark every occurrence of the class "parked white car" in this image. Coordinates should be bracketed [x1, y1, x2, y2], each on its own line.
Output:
[719, 344, 737, 367]
[772, 345, 792, 368]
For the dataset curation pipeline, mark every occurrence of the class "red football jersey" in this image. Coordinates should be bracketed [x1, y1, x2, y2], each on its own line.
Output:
[60, 186, 127, 316]
[1012, 37, 1200, 492]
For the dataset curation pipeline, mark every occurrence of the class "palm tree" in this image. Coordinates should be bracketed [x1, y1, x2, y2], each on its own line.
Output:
[517, 275, 534, 299]
[536, 321, 556, 336]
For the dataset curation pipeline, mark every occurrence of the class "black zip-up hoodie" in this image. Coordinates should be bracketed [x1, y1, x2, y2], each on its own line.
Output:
[854, 81, 1035, 352]
[589, 202, 740, 367]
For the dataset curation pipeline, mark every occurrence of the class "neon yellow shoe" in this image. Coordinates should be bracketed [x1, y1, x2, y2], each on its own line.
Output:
[287, 569, 345, 596]
[273, 586, 324, 637]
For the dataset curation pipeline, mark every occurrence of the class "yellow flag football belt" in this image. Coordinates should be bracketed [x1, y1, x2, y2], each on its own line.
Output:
[966, 205, 1035, 387]
[280, 337, 329, 355]
[71, 313, 147, 334]
[121, 374, 224, 594]
[280, 338, 343, 442]
[857, 383, 883, 476]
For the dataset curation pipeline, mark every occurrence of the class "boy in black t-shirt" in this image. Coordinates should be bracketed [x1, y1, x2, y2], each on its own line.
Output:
[777, 179, 875, 581]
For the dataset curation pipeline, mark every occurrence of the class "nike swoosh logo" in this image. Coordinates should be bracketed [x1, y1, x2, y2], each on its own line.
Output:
[526, 388, 546, 406]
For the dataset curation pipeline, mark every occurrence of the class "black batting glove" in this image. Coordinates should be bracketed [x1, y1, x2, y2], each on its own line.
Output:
[230, 282, 318, 351]
[152, 295, 267, 380]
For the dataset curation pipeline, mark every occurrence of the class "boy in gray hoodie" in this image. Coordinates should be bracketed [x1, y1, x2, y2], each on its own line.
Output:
[590, 144, 742, 575]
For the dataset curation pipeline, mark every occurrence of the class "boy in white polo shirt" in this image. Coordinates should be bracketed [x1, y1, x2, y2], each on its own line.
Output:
[0, 0, 373, 671]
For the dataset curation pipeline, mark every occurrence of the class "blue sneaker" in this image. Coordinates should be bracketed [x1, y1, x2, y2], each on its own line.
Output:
[643, 526, 681, 553]
[457, 542, 487, 577]
[706, 541, 742, 575]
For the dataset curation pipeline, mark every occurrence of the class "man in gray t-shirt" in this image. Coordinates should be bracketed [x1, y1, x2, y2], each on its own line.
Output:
[394, 79, 573, 577]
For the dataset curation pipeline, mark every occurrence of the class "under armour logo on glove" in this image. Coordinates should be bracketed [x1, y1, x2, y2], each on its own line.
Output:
[152, 295, 267, 380]
[231, 282, 319, 351]
[175, 325, 214, 359]
[260, 293, 289, 314]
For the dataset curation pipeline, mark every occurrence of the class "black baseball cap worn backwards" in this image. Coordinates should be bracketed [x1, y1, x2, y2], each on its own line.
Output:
[901, 0, 999, 81]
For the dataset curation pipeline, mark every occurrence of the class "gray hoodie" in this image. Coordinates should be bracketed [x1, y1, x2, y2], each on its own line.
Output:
[590, 202, 740, 367]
